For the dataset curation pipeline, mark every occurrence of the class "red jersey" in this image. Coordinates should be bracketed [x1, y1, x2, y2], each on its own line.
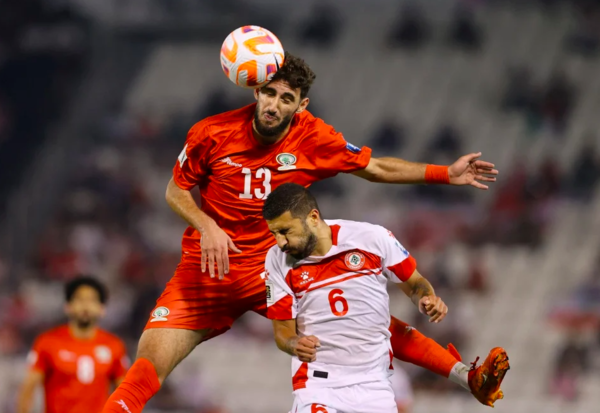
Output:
[173, 103, 372, 266]
[28, 325, 129, 413]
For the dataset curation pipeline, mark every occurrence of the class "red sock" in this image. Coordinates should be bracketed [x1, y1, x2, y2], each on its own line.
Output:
[389, 316, 458, 378]
[102, 358, 160, 413]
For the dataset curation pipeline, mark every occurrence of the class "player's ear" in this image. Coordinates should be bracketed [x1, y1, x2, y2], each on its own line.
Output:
[307, 208, 320, 225]
[296, 97, 309, 113]
[254, 88, 261, 101]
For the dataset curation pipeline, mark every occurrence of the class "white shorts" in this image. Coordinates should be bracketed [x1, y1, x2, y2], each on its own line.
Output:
[291, 380, 397, 413]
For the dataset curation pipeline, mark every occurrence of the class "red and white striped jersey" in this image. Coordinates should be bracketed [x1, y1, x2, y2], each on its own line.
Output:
[265, 219, 417, 390]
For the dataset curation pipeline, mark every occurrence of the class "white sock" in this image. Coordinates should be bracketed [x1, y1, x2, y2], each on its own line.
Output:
[448, 361, 470, 391]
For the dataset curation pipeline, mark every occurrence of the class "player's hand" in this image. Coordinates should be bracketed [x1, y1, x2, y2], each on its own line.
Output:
[200, 221, 241, 280]
[419, 296, 448, 323]
[293, 335, 321, 362]
[448, 152, 498, 190]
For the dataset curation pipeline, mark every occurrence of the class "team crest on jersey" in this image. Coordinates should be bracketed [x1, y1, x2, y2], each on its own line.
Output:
[276, 153, 297, 171]
[94, 345, 112, 363]
[150, 306, 170, 322]
[345, 252, 366, 270]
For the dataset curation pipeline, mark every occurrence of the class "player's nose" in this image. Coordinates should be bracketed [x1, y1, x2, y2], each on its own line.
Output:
[275, 234, 287, 249]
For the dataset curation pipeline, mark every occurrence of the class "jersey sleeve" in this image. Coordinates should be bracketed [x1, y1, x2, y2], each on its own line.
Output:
[378, 228, 417, 283]
[109, 339, 130, 381]
[265, 249, 297, 320]
[27, 336, 51, 374]
[312, 121, 372, 178]
[172, 122, 213, 190]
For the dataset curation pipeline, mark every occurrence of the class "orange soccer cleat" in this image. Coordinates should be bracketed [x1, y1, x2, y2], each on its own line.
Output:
[467, 347, 510, 407]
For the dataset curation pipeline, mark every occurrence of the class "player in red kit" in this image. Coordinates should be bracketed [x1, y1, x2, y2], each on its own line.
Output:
[103, 52, 504, 413]
[18, 277, 129, 413]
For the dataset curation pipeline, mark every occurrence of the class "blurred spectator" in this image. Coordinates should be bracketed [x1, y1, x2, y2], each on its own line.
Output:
[567, 139, 600, 201]
[298, 4, 341, 48]
[370, 119, 405, 156]
[540, 71, 576, 135]
[196, 89, 240, 119]
[501, 66, 536, 113]
[447, 5, 483, 51]
[387, 3, 430, 50]
[466, 254, 488, 293]
[310, 177, 346, 199]
[525, 157, 562, 202]
[565, 1, 600, 57]
[550, 333, 591, 401]
[427, 123, 463, 158]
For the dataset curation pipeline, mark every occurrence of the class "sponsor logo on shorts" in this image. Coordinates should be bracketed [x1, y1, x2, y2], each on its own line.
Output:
[276, 153, 297, 171]
[150, 306, 170, 322]
[345, 252, 365, 270]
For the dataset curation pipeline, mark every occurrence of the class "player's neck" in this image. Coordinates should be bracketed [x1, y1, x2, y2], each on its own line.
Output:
[251, 121, 291, 146]
[68, 322, 97, 340]
[311, 221, 333, 257]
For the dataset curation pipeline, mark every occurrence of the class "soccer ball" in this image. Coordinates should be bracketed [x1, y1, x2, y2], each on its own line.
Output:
[220, 26, 285, 89]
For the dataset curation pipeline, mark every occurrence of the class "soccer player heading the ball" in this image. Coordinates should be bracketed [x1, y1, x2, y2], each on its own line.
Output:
[103, 51, 503, 413]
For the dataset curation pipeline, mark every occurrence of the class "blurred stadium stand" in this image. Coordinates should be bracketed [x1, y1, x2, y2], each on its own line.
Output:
[1, 1, 599, 412]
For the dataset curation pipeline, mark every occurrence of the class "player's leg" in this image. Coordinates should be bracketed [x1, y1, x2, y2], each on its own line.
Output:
[291, 388, 339, 413]
[350, 380, 397, 413]
[388, 316, 466, 381]
[388, 317, 510, 407]
[103, 327, 211, 413]
[103, 263, 240, 413]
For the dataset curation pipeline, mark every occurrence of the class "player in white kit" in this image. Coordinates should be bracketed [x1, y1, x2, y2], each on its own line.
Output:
[262, 183, 459, 413]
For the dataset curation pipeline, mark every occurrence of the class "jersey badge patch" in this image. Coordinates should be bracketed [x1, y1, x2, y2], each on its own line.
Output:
[276, 153, 297, 171]
[345, 142, 361, 154]
[178, 144, 188, 167]
[265, 280, 274, 305]
[150, 306, 170, 322]
[94, 345, 112, 363]
[345, 252, 366, 270]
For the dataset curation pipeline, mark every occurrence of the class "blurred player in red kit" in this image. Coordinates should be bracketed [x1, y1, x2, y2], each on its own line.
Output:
[103, 51, 504, 413]
[18, 276, 129, 413]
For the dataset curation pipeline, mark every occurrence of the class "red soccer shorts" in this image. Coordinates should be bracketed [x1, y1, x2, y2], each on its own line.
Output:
[144, 262, 268, 339]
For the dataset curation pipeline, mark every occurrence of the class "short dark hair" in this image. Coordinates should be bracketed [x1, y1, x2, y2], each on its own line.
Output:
[65, 276, 108, 304]
[269, 51, 316, 99]
[263, 183, 321, 221]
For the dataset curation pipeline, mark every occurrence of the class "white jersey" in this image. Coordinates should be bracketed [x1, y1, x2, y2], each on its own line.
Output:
[265, 219, 417, 390]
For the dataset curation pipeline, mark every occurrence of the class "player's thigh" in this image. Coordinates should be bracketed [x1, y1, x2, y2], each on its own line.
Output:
[136, 327, 211, 383]
[292, 389, 339, 413]
[231, 264, 269, 317]
[144, 262, 241, 332]
[350, 380, 397, 413]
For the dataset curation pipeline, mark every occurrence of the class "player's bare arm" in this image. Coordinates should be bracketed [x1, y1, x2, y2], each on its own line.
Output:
[398, 269, 448, 323]
[351, 152, 498, 190]
[272, 319, 321, 362]
[166, 178, 241, 279]
[16, 370, 44, 413]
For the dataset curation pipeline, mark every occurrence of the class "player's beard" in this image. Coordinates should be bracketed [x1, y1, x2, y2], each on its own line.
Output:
[288, 223, 318, 260]
[253, 106, 294, 142]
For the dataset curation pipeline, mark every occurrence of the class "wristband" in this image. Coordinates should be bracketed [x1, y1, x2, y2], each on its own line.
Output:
[425, 165, 450, 184]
